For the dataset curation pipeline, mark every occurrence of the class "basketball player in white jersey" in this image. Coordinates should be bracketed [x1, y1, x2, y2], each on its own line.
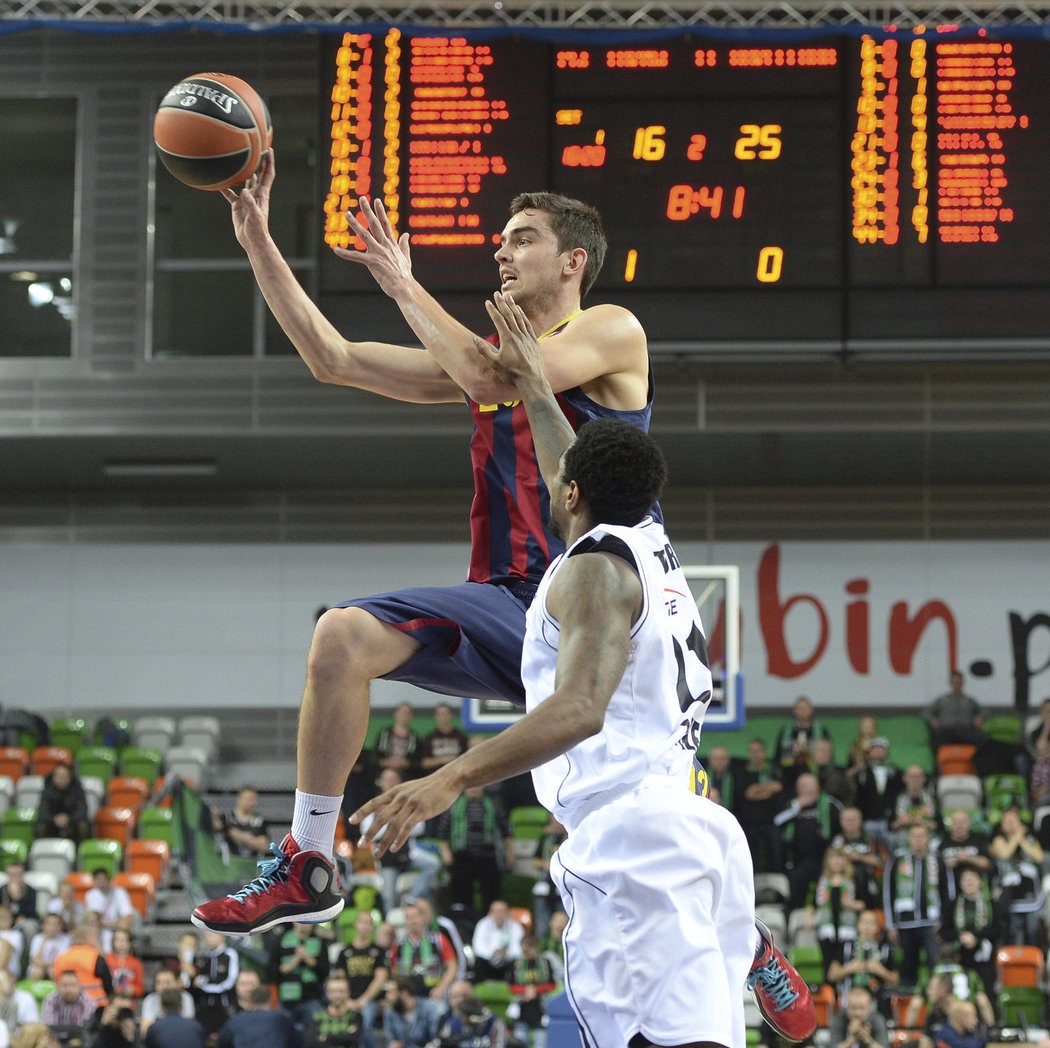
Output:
[351, 291, 815, 1047]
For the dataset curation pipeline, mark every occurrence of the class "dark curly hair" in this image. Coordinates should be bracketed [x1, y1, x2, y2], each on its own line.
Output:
[509, 192, 607, 297]
[562, 418, 666, 527]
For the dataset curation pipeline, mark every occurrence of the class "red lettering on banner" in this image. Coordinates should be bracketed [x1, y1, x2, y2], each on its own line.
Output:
[758, 543, 830, 678]
[846, 578, 870, 674]
[888, 600, 958, 673]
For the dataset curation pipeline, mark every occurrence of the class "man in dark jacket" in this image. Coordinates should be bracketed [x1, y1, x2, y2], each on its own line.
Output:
[219, 984, 300, 1048]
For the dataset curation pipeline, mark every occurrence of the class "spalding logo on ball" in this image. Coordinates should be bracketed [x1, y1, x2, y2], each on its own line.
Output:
[153, 73, 272, 192]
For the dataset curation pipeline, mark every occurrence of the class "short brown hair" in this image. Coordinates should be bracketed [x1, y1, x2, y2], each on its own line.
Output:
[509, 192, 607, 297]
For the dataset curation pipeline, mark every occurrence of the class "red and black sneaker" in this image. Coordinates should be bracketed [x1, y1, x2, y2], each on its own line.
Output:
[746, 918, 817, 1043]
[191, 834, 343, 936]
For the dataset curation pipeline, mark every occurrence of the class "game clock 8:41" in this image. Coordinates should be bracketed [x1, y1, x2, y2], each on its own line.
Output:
[550, 97, 843, 290]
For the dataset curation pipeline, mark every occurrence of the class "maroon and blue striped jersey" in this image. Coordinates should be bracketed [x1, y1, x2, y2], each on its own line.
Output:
[466, 373, 656, 587]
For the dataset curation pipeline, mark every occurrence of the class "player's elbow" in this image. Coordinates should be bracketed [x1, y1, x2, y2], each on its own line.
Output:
[462, 372, 510, 405]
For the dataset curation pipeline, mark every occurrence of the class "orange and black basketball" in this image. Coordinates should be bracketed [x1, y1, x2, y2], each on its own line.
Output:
[153, 73, 272, 192]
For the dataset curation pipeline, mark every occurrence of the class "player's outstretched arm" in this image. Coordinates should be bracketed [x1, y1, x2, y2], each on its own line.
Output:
[336, 198, 647, 407]
[222, 152, 460, 404]
[349, 552, 641, 856]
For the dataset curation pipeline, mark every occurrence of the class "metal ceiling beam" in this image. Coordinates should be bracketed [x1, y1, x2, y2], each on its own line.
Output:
[2, 0, 1049, 27]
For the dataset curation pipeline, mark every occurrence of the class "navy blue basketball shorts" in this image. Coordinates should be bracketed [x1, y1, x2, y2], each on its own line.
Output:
[334, 581, 533, 705]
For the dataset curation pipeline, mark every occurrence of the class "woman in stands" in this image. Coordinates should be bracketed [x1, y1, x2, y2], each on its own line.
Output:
[105, 927, 146, 999]
[807, 847, 865, 979]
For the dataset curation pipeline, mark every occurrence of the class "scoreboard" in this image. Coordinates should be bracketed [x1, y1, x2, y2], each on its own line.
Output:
[317, 27, 1050, 349]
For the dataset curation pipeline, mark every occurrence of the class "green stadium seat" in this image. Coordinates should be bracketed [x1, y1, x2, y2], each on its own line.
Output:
[984, 713, 1023, 745]
[0, 838, 28, 870]
[17, 979, 57, 1004]
[984, 774, 1028, 813]
[50, 717, 88, 755]
[509, 806, 550, 841]
[77, 837, 123, 877]
[120, 746, 163, 785]
[997, 986, 1044, 1027]
[138, 806, 177, 851]
[787, 944, 825, 987]
[77, 746, 118, 784]
[473, 980, 515, 1021]
[2, 807, 37, 851]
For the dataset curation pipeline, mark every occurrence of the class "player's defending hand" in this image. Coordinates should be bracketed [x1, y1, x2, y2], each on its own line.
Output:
[334, 196, 413, 298]
[222, 148, 276, 250]
[349, 769, 460, 858]
[476, 292, 549, 394]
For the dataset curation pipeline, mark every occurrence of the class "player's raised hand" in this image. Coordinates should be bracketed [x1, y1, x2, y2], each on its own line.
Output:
[349, 770, 460, 858]
[333, 196, 413, 298]
[222, 148, 276, 249]
[476, 292, 549, 392]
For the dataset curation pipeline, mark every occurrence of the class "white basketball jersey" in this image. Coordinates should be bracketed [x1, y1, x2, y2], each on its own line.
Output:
[522, 516, 714, 831]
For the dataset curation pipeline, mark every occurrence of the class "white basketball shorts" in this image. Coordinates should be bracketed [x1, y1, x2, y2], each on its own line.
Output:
[550, 777, 756, 1048]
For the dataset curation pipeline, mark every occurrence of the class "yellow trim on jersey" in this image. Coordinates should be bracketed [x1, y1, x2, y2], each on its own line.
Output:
[537, 308, 583, 341]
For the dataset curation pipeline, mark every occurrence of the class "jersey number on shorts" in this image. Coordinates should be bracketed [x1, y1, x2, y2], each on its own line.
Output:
[672, 621, 711, 712]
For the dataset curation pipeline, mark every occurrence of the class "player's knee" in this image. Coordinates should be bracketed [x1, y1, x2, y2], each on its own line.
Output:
[308, 606, 399, 683]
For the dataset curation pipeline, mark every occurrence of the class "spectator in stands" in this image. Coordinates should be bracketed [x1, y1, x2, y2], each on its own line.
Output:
[381, 977, 438, 1048]
[35, 763, 90, 844]
[934, 998, 986, 1048]
[28, 912, 71, 981]
[218, 984, 297, 1048]
[193, 930, 239, 1040]
[334, 910, 387, 1048]
[88, 994, 139, 1048]
[412, 899, 466, 983]
[49, 881, 85, 933]
[827, 909, 899, 1018]
[373, 703, 421, 780]
[948, 865, 999, 998]
[53, 922, 113, 1009]
[2, 969, 40, 1032]
[143, 988, 205, 1048]
[508, 934, 556, 1046]
[939, 810, 993, 877]
[847, 716, 880, 771]
[734, 737, 785, 874]
[702, 745, 736, 808]
[773, 695, 833, 791]
[926, 670, 985, 751]
[472, 900, 525, 982]
[269, 922, 328, 1031]
[387, 901, 457, 1004]
[304, 974, 360, 1048]
[530, 812, 567, 940]
[0, 908, 24, 981]
[140, 969, 195, 1036]
[849, 737, 902, 848]
[812, 738, 855, 806]
[890, 764, 939, 847]
[419, 703, 469, 773]
[883, 823, 952, 988]
[827, 986, 888, 1048]
[1026, 697, 1050, 806]
[774, 772, 843, 910]
[231, 970, 261, 1015]
[85, 871, 135, 955]
[0, 972, 21, 1040]
[223, 789, 270, 859]
[538, 910, 566, 985]
[432, 989, 507, 1048]
[904, 946, 995, 1032]
[104, 928, 145, 1001]
[173, 931, 200, 990]
[360, 769, 444, 913]
[830, 806, 886, 908]
[989, 805, 1045, 944]
[1, 863, 39, 946]
[435, 786, 514, 917]
[808, 847, 865, 978]
[42, 970, 99, 1030]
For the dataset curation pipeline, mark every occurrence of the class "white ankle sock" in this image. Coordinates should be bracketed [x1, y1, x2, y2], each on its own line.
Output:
[290, 790, 342, 859]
